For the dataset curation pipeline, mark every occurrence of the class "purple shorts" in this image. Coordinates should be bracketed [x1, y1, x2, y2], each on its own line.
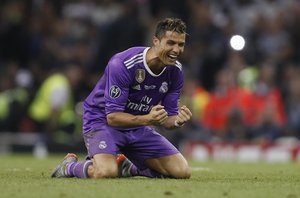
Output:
[83, 124, 179, 169]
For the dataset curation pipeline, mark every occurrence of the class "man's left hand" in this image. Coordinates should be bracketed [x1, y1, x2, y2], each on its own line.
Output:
[175, 105, 192, 127]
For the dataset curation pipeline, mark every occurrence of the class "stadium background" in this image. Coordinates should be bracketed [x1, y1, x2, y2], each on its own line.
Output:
[0, 0, 300, 162]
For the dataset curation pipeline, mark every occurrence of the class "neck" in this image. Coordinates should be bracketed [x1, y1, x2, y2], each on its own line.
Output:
[146, 47, 165, 74]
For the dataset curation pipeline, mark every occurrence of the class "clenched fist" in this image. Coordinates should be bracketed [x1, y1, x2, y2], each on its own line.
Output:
[175, 105, 192, 127]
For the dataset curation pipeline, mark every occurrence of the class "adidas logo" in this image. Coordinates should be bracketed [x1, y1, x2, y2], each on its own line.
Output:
[132, 85, 141, 90]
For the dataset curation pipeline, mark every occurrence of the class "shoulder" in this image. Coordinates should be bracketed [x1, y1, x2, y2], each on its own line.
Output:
[167, 61, 184, 86]
[111, 47, 146, 69]
[167, 61, 183, 74]
[174, 61, 183, 71]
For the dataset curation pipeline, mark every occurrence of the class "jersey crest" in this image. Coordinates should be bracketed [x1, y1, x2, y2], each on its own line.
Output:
[159, 82, 169, 93]
[135, 69, 145, 83]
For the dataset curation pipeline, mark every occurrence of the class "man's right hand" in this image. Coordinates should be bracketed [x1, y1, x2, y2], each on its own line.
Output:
[147, 105, 168, 126]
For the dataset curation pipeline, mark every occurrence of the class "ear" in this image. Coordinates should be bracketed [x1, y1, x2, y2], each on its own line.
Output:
[153, 36, 160, 46]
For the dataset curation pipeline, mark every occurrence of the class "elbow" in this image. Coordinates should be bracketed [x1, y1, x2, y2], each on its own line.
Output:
[106, 113, 118, 127]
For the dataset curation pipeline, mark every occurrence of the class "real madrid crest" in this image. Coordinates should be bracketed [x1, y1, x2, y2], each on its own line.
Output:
[159, 82, 168, 93]
[135, 69, 145, 83]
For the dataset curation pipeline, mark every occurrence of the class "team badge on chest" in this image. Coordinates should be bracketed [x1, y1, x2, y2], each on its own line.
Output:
[135, 69, 145, 83]
[159, 82, 168, 93]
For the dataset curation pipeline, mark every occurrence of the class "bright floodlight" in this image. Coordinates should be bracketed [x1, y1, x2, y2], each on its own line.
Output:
[230, 35, 245, 51]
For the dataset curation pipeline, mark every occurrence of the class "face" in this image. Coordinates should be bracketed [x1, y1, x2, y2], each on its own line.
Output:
[153, 31, 186, 65]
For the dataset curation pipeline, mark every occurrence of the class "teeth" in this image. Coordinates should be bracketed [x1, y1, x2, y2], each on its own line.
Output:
[169, 54, 177, 58]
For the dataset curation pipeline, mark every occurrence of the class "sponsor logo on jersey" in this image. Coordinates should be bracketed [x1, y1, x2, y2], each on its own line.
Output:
[126, 95, 153, 112]
[159, 82, 168, 93]
[135, 69, 145, 83]
[109, 85, 121, 98]
[126, 102, 153, 112]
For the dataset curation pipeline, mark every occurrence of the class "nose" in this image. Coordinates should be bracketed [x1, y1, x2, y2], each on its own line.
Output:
[172, 44, 180, 54]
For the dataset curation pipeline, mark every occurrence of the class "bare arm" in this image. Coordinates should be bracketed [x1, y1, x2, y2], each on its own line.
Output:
[107, 104, 192, 129]
[107, 105, 168, 128]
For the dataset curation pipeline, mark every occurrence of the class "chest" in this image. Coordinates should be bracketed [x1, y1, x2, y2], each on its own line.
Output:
[128, 70, 172, 105]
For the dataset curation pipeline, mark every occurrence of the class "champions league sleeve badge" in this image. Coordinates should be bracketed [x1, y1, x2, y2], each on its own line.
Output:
[109, 85, 121, 98]
[135, 69, 145, 83]
[159, 82, 168, 93]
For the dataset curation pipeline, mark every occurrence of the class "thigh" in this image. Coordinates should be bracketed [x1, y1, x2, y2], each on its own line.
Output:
[122, 126, 179, 170]
[83, 124, 125, 158]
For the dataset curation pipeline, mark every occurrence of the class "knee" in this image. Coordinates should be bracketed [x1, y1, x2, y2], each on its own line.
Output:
[169, 166, 191, 179]
[91, 164, 118, 179]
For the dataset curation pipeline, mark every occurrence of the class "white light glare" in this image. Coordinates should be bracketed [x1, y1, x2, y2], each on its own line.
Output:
[230, 35, 245, 51]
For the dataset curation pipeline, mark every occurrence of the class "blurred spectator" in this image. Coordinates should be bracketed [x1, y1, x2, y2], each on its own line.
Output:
[202, 68, 252, 140]
[249, 62, 286, 140]
[186, 0, 228, 90]
[180, 77, 211, 140]
[0, 1, 30, 66]
[283, 66, 300, 138]
[286, 1, 300, 63]
[183, 78, 210, 123]
[94, 0, 146, 72]
[0, 62, 31, 133]
[255, 16, 292, 64]
[28, 64, 83, 145]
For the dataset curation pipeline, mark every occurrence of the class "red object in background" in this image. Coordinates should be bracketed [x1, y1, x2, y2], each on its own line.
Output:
[201, 85, 286, 132]
[249, 88, 286, 127]
[201, 86, 253, 131]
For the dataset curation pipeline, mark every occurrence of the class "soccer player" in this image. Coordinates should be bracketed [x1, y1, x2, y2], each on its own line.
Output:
[51, 17, 192, 179]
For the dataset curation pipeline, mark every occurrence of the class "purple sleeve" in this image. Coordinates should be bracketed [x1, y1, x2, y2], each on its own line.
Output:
[104, 57, 131, 115]
[162, 70, 184, 116]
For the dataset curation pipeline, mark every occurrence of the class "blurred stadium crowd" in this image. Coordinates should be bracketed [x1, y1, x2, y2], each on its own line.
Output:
[1, 0, 300, 148]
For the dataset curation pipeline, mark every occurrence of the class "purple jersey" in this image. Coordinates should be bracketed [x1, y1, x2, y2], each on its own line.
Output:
[83, 47, 184, 133]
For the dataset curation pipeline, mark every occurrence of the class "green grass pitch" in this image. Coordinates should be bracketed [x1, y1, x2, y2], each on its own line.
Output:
[0, 154, 300, 198]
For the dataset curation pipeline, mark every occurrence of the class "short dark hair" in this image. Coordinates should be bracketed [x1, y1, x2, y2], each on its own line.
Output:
[155, 18, 187, 39]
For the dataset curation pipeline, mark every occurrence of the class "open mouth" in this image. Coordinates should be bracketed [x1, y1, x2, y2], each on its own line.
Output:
[167, 54, 178, 62]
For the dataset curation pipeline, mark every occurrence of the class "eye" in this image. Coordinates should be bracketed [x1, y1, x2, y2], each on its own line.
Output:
[166, 40, 176, 46]
[178, 43, 185, 47]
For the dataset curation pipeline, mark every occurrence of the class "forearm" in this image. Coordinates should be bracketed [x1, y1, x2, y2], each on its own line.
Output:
[107, 112, 150, 128]
[162, 116, 181, 129]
